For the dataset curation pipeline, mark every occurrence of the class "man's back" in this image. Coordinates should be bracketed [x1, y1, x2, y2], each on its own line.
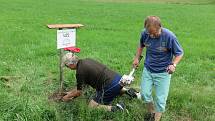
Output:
[76, 58, 118, 90]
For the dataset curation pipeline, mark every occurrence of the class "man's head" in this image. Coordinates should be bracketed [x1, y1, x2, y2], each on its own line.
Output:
[144, 16, 162, 38]
[63, 53, 79, 70]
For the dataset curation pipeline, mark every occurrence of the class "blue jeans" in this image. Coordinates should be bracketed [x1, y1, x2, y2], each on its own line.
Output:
[93, 75, 122, 105]
[141, 68, 171, 112]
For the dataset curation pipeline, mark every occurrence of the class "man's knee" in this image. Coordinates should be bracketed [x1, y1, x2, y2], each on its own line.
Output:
[154, 96, 167, 112]
[141, 91, 153, 102]
[88, 99, 99, 108]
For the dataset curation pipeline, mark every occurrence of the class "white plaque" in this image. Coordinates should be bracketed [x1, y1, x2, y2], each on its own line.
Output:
[57, 29, 76, 49]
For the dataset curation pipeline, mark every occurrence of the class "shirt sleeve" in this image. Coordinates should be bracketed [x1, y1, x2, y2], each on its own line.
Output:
[76, 74, 84, 90]
[140, 30, 147, 48]
[170, 36, 184, 56]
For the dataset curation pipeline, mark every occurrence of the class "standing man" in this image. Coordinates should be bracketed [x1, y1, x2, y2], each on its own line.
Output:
[133, 16, 183, 121]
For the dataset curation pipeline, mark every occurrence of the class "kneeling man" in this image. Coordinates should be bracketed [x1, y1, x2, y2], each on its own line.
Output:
[62, 53, 137, 112]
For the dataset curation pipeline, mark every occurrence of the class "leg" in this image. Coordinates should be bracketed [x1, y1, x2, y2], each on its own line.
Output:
[88, 99, 112, 111]
[153, 72, 171, 121]
[154, 112, 162, 121]
[119, 87, 128, 95]
[90, 75, 126, 112]
[146, 101, 155, 113]
[89, 85, 123, 112]
[98, 74, 122, 105]
[141, 68, 154, 113]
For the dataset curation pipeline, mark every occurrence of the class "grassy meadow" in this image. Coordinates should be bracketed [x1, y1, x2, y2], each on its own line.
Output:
[0, 0, 215, 120]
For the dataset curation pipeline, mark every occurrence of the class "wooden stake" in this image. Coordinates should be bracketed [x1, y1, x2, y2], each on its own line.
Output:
[59, 48, 64, 92]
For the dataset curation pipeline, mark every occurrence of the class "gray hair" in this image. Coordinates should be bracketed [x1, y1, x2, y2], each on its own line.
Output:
[62, 53, 79, 66]
[144, 16, 162, 29]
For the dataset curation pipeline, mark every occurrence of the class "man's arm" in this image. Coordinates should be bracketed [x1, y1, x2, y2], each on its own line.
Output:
[133, 44, 144, 68]
[173, 55, 183, 65]
[167, 54, 183, 74]
[62, 88, 82, 102]
[166, 34, 184, 74]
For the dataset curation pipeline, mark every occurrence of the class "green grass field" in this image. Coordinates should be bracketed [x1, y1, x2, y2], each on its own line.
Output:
[0, 0, 215, 120]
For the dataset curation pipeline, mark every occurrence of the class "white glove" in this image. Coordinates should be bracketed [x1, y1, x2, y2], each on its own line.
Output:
[119, 74, 134, 86]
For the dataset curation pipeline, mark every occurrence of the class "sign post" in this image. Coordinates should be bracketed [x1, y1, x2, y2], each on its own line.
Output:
[47, 24, 84, 92]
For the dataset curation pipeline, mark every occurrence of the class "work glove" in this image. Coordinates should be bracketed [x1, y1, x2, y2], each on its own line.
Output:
[119, 74, 134, 86]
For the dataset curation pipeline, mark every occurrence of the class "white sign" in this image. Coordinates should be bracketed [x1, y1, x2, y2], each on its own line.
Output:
[57, 29, 76, 49]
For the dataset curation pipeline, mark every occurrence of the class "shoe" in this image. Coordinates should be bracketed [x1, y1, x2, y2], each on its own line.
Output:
[111, 102, 126, 112]
[144, 112, 155, 121]
[126, 88, 139, 98]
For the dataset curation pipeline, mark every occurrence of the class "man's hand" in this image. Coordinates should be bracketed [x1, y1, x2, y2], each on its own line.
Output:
[61, 88, 82, 102]
[62, 95, 74, 102]
[166, 64, 176, 74]
[133, 58, 139, 69]
[133, 46, 143, 68]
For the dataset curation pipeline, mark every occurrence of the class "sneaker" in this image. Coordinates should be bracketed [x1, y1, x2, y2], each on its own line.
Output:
[126, 88, 139, 98]
[144, 112, 155, 121]
[111, 102, 126, 112]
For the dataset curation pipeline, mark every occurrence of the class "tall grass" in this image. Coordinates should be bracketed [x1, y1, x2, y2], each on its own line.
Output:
[0, 0, 214, 120]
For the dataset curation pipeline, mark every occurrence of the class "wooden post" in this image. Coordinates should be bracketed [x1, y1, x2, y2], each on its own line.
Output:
[58, 28, 64, 92]
[59, 48, 64, 91]
[47, 24, 84, 92]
